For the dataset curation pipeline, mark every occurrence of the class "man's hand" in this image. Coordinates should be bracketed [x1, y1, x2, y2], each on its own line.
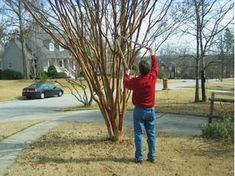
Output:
[146, 47, 154, 56]
[125, 69, 131, 76]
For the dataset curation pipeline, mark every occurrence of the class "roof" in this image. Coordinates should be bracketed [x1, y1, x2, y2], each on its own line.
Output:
[0, 47, 4, 60]
[4, 29, 71, 61]
[25, 31, 71, 60]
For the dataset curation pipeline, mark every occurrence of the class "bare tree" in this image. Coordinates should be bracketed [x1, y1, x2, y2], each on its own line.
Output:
[0, 22, 5, 45]
[22, 0, 187, 141]
[1, 1, 27, 78]
[55, 79, 93, 107]
[182, 0, 233, 102]
[0, 0, 41, 79]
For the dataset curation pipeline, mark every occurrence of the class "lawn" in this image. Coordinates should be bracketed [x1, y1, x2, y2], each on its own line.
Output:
[6, 122, 234, 176]
[1, 79, 234, 175]
[0, 79, 75, 102]
[0, 78, 233, 141]
[59, 78, 234, 117]
[0, 120, 42, 141]
[156, 88, 234, 116]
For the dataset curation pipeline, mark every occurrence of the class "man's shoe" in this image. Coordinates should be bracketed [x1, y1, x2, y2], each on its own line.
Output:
[135, 160, 143, 164]
[147, 158, 155, 163]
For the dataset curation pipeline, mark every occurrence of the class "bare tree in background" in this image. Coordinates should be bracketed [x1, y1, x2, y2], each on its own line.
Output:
[1, 0, 28, 79]
[22, 0, 188, 141]
[0, 23, 5, 44]
[183, 0, 234, 102]
[0, 0, 41, 79]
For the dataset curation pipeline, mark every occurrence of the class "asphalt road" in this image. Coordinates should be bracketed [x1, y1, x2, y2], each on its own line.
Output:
[0, 79, 208, 135]
[0, 79, 197, 121]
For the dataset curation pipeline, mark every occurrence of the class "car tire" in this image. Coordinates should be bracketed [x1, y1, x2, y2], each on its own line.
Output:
[58, 91, 63, 97]
[40, 93, 45, 99]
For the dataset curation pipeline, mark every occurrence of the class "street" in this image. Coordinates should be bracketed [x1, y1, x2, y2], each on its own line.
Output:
[0, 79, 197, 121]
[0, 79, 207, 136]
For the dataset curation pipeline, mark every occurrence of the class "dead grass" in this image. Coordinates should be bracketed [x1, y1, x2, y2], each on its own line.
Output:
[0, 120, 42, 141]
[7, 122, 234, 176]
[0, 78, 233, 116]
[61, 87, 234, 117]
[0, 79, 72, 101]
[0, 80, 35, 101]
[156, 88, 234, 116]
[206, 78, 234, 91]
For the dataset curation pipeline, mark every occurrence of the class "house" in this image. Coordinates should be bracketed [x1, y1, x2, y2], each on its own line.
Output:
[2, 29, 77, 79]
[159, 61, 176, 79]
[0, 46, 3, 70]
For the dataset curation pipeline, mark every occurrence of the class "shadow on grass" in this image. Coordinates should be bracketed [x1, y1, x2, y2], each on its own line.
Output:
[177, 138, 233, 159]
[32, 137, 112, 148]
[37, 156, 134, 164]
[30, 136, 135, 164]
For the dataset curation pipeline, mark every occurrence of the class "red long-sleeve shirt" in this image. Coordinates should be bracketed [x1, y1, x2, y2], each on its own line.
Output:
[123, 55, 159, 108]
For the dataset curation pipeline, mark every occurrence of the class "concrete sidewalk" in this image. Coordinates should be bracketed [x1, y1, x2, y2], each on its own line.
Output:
[0, 110, 207, 176]
[0, 121, 59, 176]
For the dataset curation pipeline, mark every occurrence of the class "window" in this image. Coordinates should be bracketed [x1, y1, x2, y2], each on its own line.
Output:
[8, 62, 12, 68]
[59, 60, 63, 67]
[49, 42, 54, 51]
[59, 45, 64, 51]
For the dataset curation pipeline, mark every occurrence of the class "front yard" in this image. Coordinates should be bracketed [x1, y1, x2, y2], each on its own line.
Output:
[6, 122, 234, 176]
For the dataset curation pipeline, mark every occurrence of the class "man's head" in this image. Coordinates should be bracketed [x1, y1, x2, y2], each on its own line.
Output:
[139, 60, 150, 76]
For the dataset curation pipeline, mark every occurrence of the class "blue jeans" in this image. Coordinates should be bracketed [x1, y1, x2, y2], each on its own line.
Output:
[133, 107, 157, 161]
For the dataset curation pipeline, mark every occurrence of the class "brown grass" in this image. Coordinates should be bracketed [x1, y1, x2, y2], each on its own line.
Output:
[0, 120, 42, 141]
[7, 122, 234, 176]
[0, 79, 74, 101]
[61, 87, 234, 117]
[0, 78, 233, 116]
[206, 78, 234, 91]
[156, 88, 234, 116]
[0, 80, 35, 101]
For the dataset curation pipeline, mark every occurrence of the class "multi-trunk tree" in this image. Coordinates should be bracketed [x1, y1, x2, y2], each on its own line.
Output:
[22, 0, 188, 141]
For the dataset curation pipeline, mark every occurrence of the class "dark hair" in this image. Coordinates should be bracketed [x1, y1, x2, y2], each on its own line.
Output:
[139, 60, 150, 76]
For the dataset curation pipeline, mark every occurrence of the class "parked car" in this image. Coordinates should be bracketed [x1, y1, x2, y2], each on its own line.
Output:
[22, 82, 64, 99]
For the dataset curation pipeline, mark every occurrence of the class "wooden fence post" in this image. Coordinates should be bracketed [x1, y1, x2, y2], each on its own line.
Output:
[208, 92, 215, 123]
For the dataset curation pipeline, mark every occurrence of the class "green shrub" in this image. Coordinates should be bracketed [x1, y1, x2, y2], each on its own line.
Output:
[159, 70, 168, 79]
[1, 69, 23, 80]
[56, 72, 68, 78]
[200, 113, 234, 142]
[47, 65, 68, 79]
[47, 65, 57, 78]
[39, 72, 49, 82]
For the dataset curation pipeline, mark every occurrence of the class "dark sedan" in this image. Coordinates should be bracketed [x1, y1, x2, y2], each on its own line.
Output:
[22, 82, 64, 99]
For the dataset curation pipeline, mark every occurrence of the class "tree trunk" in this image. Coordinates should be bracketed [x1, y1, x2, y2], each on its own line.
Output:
[200, 69, 206, 102]
[195, 59, 200, 102]
[99, 103, 125, 141]
[19, 1, 28, 79]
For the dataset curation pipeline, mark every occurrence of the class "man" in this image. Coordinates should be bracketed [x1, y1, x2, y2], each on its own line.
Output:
[123, 48, 159, 163]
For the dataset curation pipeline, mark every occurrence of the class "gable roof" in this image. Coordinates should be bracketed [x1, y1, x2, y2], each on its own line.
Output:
[0, 47, 4, 60]
[25, 31, 71, 60]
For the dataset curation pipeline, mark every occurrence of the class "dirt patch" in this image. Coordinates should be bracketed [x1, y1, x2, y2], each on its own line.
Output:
[7, 122, 234, 176]
[0, 120, 42, 141]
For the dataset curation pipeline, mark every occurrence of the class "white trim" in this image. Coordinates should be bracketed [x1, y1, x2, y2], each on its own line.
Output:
[49, 42, 54, 51]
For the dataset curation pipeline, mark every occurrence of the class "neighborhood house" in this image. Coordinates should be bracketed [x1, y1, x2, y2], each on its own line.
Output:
[2, 29, 77, 79]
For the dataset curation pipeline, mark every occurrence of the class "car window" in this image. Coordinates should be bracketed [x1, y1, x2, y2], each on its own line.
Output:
[40, 84, 49, 89]
[28, 84, 41, 88]
[47, 84, 54, 89]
